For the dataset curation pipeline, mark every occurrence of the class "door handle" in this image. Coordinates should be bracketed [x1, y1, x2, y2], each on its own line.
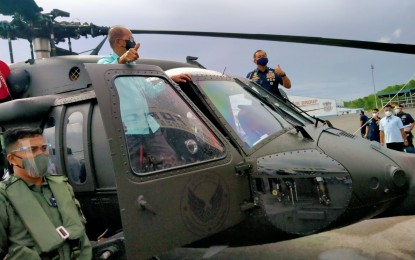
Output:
[136, 195, 157, 215]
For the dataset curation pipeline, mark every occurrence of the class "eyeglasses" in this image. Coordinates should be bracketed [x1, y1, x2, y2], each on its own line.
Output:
[11, 143, 51, 154]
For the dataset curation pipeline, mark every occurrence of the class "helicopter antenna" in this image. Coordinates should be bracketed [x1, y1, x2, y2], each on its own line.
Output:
[49, 22, 56, 57]
[186, 56, 206, 68]
[68, 37, 72, 53]
[28, 38, 34, 62]
[6, 27, 14, 63]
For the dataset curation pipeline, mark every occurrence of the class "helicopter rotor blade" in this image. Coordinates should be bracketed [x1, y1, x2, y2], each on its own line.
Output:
[0, 0, 42, 20]
[90, 36, 108, 55]
[131, 30, 415, 55]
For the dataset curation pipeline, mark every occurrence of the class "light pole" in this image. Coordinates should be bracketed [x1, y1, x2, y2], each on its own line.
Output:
[371, 64, 378, 108]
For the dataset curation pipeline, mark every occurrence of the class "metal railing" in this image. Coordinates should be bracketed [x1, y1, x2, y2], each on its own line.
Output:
[379, 92, 415, 108]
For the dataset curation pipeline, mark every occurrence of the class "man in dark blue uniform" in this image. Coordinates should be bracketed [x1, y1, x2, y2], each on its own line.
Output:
[394, 104, 414, 148]
[359, 110, 368, 138]
[364, 108, 381, 142]
[246, 50, 291, 98]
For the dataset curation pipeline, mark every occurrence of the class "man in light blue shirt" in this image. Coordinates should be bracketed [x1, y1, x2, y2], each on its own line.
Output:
[379, 104, 408, 152]
[97, 25, 191, 83]
[113, 76, 163, 135]
[98, 26, 191, 172]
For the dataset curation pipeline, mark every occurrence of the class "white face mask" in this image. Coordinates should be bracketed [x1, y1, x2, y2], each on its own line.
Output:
[394, 109, 401, 114]
[372, 113, 378, 117]
[385, 111, 392, 117]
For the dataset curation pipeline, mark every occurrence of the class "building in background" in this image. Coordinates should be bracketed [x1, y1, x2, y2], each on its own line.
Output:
[288, 95, 360, 118]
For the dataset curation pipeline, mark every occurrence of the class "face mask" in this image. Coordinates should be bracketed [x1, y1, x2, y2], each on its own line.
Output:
[394, 109, 401, 114]
[125, 39, 136, 51]
[385, 111, 392, 117]
[20, 153, 50, 178]
[256, 57, 268, 66]
[372, 113, 378, 117]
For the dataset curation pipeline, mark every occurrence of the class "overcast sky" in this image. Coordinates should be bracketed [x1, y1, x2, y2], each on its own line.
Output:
[1, 0, 414, 101]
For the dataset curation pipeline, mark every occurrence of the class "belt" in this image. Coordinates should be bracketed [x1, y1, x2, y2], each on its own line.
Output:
[39, 239, 80, 260]
[68, 239, 81, 259]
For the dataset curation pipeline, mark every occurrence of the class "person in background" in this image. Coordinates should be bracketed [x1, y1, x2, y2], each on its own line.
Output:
[359, 110, 368, 138]
[365, 108, 381, 142]
[379, 104, 408, 151]
[0, 127, 91, 259]
[246, 49, 291, 99]
[394, 104, 414, 148]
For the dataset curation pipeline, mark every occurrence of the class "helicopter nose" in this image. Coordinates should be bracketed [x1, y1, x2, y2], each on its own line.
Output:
[249, 129, 411, 237]
[317, 129, 410, 216]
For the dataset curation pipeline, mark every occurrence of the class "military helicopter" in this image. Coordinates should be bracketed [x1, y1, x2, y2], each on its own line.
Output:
[1, 0, 415, 259]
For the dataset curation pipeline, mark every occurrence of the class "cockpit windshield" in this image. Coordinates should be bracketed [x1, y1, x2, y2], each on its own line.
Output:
[237, 78, 315, 126]
[198, 79, 296, 148]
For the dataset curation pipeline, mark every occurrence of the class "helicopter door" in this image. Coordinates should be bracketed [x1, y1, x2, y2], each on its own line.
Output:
[86, 64, 249, 259]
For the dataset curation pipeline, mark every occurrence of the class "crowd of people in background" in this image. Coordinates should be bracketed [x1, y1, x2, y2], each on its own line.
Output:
[360, 104, 414, 153]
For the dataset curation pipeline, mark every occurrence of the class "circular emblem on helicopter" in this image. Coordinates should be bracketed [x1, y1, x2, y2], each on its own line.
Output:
[181, 174, 230, 236]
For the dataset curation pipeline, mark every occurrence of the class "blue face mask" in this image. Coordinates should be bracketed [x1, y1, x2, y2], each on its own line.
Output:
[256, 57, 268, 66]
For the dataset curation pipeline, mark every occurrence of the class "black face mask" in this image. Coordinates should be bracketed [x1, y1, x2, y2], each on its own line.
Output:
[125, 39, 136, 50]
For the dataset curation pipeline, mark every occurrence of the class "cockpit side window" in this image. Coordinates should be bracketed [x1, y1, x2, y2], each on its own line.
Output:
[198, 80, 290, 148]
[65, 112, 86, 184]
[43, 118, 58, 175]
[113, 76, 225, 175]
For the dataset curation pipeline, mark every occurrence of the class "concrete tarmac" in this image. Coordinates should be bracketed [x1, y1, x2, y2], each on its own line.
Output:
[161, 109, 415, 260]
[162, 215, 415, 259]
